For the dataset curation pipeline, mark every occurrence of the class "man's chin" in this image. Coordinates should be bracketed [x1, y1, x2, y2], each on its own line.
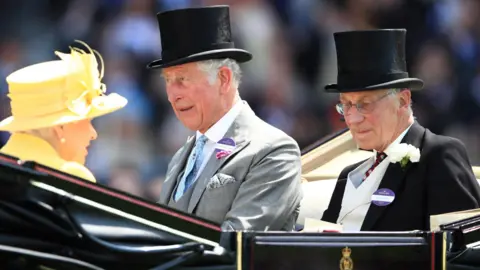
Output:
[181, 122, 200, 132]
[355, 140, 375, 151]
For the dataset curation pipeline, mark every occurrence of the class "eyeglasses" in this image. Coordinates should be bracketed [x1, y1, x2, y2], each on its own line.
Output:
[336, 92, 393, 115]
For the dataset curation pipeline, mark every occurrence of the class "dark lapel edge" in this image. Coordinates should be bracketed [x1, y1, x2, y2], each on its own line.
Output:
[361, 121, 426, 230]
[322, 160, 366, 223]
[322, 178, 348, 223]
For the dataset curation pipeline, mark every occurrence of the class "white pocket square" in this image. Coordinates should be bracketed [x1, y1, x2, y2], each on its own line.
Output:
[206, 173, 237, 190]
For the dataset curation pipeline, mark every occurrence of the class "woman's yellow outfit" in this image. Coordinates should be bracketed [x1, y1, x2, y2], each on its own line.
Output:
[0, 40, 127, 182]
[1, 133, 97, 182]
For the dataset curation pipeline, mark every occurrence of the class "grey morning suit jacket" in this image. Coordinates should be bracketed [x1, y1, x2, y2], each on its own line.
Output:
[158, 103, 303, 231]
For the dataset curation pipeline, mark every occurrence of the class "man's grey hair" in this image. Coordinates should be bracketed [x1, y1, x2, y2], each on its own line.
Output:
[388, 88, 413, 115]
[197, 58, 242, 88]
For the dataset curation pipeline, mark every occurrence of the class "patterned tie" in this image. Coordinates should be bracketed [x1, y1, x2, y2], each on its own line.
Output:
[174, 135, 208, 200]
[363, 152, 387, 181]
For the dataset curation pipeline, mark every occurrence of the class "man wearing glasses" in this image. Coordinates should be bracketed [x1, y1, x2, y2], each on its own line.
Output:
[321, 29, 480, 231]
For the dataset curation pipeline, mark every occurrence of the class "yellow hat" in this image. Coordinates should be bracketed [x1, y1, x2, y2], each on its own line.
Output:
[0, 40, 128, 132]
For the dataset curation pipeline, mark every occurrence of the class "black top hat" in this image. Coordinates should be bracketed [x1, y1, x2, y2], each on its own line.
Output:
[325, 29, 423, 92]
[147, 5, 252, 69]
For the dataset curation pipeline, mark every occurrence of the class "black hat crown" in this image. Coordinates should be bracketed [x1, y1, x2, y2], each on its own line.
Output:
[325, 29, 423, 92]
[147, 5, 252, 69]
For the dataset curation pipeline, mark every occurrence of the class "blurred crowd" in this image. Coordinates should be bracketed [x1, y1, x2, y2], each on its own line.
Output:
[1, 0, 480, 200]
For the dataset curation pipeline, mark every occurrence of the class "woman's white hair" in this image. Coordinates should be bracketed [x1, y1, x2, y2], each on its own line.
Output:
[18, 127, 57, 144]
[196, 58, 242, 88]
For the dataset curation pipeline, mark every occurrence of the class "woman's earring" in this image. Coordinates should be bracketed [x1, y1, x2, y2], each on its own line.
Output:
[60, 138, 66, 144]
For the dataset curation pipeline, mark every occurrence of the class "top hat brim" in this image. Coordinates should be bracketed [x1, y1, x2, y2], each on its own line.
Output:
[147, 48, 252, 69]
[324, 77, 424, 93]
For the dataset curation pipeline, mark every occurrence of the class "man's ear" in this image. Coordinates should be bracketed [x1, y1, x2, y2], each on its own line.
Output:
[218, 67, 232, 94]
[399, 89, 411, 108]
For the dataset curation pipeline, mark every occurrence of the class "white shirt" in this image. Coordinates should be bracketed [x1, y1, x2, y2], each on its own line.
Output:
[338, 122, 414, 231]
[192, 100, 244, 182]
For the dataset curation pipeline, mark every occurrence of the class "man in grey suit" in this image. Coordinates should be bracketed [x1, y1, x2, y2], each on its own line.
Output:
[146, 6, 303, 231]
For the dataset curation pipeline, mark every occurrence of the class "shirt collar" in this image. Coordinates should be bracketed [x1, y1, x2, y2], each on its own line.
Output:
[376, 122, 414, 157]
[196, 100, 244, 143]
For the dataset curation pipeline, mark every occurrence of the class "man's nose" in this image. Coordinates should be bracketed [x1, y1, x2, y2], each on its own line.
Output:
[345, 108, 364, 125]
[166, 86, 183, 103]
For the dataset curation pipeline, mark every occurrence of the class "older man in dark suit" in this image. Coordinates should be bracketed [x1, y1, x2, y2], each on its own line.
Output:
[321, 29, 480, 231]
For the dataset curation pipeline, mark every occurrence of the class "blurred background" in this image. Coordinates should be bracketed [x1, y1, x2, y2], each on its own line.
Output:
[1, 0, 480, 201]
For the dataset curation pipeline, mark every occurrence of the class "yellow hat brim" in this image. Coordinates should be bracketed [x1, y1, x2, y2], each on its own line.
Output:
[0, 93, 127, 132]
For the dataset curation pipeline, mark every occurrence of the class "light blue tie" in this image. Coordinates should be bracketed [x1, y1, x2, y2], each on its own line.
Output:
[174, 135, 208, 200]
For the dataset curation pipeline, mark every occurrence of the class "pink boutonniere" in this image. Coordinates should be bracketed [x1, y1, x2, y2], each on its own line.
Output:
[216, 150, 231, 160]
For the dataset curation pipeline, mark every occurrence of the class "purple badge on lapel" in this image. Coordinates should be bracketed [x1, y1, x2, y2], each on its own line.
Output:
[371, 188, 395, 206]
[215, 137, 236, 159]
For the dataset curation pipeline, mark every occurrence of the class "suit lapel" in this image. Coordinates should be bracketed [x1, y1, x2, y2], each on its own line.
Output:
[187, 106, 253, 213]
[158, 136, 196, 204]
[361, 122, 425, 230]
[322, 178, 348, 223]
[322, 160, 366, 223]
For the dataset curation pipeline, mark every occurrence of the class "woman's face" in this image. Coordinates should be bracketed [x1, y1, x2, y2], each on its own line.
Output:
[54, 119, 97, 165]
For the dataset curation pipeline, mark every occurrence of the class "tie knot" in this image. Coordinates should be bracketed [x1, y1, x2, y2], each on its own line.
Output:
[376, 152, 387, 162]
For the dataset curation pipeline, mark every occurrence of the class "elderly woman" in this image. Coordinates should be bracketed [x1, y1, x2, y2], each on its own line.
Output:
[0, 41, 127, 182]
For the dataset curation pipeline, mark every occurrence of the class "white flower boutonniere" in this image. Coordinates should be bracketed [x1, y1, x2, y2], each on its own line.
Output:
[388, 143, 421, 169]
